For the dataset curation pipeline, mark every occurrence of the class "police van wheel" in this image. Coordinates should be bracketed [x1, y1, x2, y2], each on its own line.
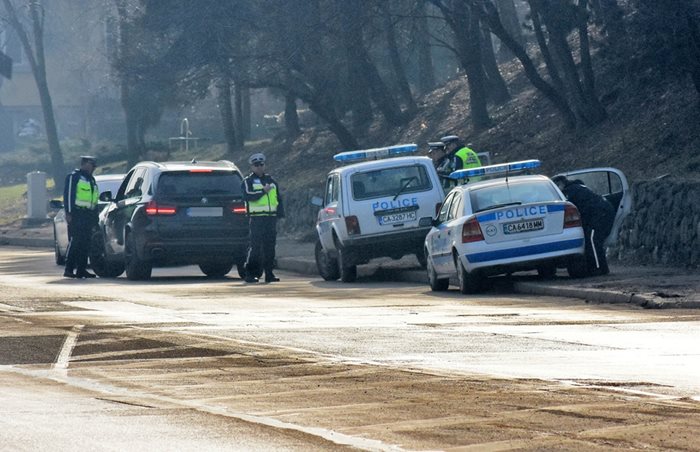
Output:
[455, 252, 481, 294]
[315, 241, 339, 281]
[427, 255, 449, 291]
[125, 233, 152, 280]
[337, 246, 357, 283]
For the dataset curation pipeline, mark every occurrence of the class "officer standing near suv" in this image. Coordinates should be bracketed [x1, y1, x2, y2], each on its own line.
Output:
[242, 153, 284, 283]
[62, 155, 99, 278]
[441, 135, 482, 172]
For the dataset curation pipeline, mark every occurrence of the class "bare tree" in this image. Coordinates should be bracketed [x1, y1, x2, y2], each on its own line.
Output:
[1, 0, 64, 185]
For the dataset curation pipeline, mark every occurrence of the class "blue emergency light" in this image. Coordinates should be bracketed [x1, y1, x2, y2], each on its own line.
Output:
[334, 144, 417, 163]
[449, 159, 541, 180]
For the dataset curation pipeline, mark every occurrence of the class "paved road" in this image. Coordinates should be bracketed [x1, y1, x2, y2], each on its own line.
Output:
[1, 247, 700, 450]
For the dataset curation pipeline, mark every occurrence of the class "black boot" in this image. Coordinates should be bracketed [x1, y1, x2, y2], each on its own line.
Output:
[265, 272, 280, 283]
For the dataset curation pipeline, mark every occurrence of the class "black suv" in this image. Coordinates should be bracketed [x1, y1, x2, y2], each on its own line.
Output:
[89, 160, 249, 280]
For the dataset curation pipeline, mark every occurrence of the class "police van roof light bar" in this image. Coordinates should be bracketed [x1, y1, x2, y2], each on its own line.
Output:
[334, 144, 417, 163]
[449, 159, 541, 180]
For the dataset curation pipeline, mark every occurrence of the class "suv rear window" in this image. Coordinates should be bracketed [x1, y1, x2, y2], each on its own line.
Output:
[470, 180, 561, 213]
[351, 164, 432, 200]
[156, 171, 243, 197]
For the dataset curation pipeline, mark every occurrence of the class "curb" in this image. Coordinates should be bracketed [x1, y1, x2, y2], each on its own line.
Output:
[0, 237, 53, 248]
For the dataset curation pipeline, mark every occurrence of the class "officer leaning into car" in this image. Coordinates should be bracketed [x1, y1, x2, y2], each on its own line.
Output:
[552, 175, 616, 276]
[62, 155, 99, 279]
[242, 153, 284, 283]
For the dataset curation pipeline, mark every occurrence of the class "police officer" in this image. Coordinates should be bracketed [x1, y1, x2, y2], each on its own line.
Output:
[441, 135, 482, 173]
[63, 155, 99, 278]
[242, 153, 284, 283]
[552, 175, 616, 276]
[428, 141, 453, 189]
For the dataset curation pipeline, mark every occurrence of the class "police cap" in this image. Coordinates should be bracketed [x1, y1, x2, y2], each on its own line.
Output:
[80, 155, 97, 166]
[248, 153, 266, 165]
[440, 135, 460, 144]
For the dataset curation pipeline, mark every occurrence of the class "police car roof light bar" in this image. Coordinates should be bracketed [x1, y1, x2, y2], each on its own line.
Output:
[333, 144, 418, 163]
[448, 159, 541, 180]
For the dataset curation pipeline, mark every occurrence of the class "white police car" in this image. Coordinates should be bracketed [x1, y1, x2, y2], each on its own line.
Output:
[313, 144, 445, 282]
[424, 160, 589, 294]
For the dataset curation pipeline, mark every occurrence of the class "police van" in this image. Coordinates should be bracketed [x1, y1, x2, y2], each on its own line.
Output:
[313, 144, 445, 282]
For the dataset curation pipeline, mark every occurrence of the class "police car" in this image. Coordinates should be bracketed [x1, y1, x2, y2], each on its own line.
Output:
[424, 160, 590, 294]
[313, 144, 445, 282]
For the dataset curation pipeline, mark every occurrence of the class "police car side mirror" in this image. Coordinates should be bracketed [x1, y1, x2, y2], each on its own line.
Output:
[431, 218, 442, 227]
[310, 196, 323, 207]
[99, 191, 113, 202]
[49, 199, 63, 210]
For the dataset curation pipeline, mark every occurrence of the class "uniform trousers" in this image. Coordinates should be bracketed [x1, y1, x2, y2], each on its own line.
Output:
[65, 209, 97, 274]
[245, 216, 277, 277]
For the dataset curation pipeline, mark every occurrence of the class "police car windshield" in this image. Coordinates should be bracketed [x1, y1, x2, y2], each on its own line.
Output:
[470, 180, 561, 213]
[157, 172, 243, 198]
[351, 165, 431, 200]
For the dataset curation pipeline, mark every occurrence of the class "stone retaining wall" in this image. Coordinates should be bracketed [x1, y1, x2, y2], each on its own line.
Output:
[615, 179, 700, 268]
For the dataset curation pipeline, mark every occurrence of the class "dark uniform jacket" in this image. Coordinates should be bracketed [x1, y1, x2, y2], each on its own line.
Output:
[561, 181, 615, 229]
[242, 173, 285, 218]
[63, 169, 98, 214]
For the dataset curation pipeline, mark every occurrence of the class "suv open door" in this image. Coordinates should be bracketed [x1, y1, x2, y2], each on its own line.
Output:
[554, 167, 631, 247]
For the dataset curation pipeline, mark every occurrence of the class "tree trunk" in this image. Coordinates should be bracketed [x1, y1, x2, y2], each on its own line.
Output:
[495, 0, 524, 59]
[480, 22, 511, 104]
[474, 0, 577, 128]
[233, 82, 245, 149]
[216, 74, 238, 159]
[415, 0, 436, 94]
[2, 0, 65, 184]
[284, 92, 301, 139]
[339, 0, 373, 128]
[382, 3, 417, 114]
[530, 7, 565, 96]
[578, 0, 597, 96]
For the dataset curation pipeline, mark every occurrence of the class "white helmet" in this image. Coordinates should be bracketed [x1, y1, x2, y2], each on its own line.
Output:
[248, 153, 266, 165]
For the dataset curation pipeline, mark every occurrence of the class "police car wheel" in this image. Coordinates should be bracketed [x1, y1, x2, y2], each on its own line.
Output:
[416, 249, 428, 269]
[315, 241, 339, 281]
[89, 231, 124, 278]
[427, 255, 449, 291]
[455, 253, 481, 294]
[54, 226, 65, 266]
[337, 246, 357, 283]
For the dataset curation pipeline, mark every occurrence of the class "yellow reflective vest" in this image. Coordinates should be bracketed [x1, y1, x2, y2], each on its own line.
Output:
[243, 173, 282, 216]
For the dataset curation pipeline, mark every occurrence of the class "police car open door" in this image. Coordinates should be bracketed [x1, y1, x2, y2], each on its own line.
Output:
[555, 167, 631, 247]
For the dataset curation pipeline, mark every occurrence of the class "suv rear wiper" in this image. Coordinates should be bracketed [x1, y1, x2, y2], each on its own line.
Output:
[393, 176, 417, 201]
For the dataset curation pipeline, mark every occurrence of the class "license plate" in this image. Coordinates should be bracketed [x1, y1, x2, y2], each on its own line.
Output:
[379, 211, 417, 225]
[503, 218, 544, 234]
[187, 207, 223, 217]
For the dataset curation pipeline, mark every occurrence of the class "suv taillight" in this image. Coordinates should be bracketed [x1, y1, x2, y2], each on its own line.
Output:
[230, 203, 247, 214]
[345, 215, 361, 236]
[563, 203, 582, 228]
[462, 218, 484, 243]
[146, 200, 177, 216]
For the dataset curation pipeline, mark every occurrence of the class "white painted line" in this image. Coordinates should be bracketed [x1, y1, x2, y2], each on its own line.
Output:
[54, 325, 83, 375]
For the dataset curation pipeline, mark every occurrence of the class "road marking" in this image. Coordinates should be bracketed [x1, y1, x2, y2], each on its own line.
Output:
[54, 325, 83, 375]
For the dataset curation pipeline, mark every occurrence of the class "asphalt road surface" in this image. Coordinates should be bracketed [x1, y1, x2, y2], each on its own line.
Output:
[1, 247, 699, 451]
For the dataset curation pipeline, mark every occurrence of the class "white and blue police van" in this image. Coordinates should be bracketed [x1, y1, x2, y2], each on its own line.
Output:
[312, 144, 445, 282]
[425, 160, 591, 294]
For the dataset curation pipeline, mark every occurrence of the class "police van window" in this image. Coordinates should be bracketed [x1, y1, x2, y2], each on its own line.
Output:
[470, 180, 560, 213]
[324, 175, 339, 205]
[156, 171, 243, 198]
[351, 164, 432, 200]
[437, 192, 455, 223]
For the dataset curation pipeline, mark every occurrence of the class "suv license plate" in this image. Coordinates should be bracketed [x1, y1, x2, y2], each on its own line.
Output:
[187, 207, 223, 217]
[379, 211, 417, 225]
[503, 218, 544, 234]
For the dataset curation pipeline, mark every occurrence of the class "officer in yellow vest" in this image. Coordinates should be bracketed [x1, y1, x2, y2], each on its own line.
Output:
[441, 135, 482, 181]
[242, 153, 285, 283]
[62, 155, 99, 278]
